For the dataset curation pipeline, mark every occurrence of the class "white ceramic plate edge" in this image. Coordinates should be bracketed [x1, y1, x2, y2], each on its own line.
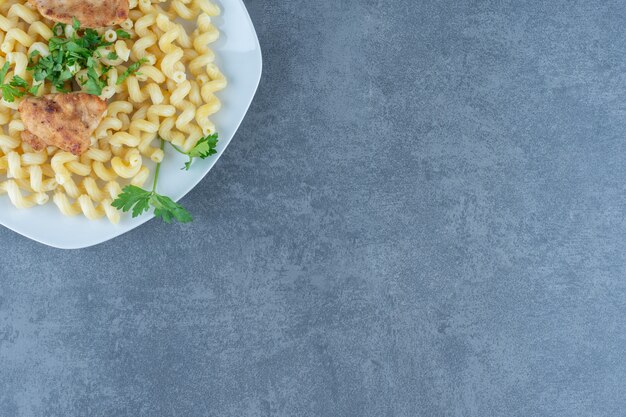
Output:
[0, 0, 262, 249]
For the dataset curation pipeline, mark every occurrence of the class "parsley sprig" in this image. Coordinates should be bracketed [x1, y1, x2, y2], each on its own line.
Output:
[28, 19, 111, 93]
[0, 63, 29, 102]
[112, 134, 221, 222]
[112, 138, 192, 223]
[171, 133, 219, 170]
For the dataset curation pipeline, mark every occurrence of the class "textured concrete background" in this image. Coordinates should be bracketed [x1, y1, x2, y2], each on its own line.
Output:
[1, 0, 626, 415]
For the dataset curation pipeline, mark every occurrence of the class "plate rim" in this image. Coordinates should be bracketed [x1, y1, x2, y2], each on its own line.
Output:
[0, 0, 263, 249]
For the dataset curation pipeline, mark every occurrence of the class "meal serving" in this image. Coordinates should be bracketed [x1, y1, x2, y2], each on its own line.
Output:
[0, 0, 225, 223]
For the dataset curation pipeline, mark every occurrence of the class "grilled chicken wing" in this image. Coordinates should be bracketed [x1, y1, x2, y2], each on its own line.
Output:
[28, 0, 129, 28]
[18, 93, 107, 156]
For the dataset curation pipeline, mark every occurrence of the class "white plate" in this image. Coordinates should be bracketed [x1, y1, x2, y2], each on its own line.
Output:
[0, 0, 262, 249]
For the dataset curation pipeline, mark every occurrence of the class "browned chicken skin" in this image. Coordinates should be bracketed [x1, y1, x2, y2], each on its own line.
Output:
[28, 0, 129, 28]
[18, 93, 107, 156]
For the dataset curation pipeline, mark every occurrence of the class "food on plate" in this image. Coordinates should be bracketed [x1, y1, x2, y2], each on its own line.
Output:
[19, 93, 107, 155]
[28, 0, 129, 28]
[0, 0, 226, 223]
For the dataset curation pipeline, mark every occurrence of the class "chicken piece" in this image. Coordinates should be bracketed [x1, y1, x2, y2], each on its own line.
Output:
[18, 93, 107, 156]
[28, 0, 129, 28]
[21, 131, 46, 152]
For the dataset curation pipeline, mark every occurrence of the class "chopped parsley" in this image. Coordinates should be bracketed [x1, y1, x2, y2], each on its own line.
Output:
[28, 19, 111, 93]
[80, 65, 107, 95]
[116, 58, 148, 85]
[116, 29, 131, 39]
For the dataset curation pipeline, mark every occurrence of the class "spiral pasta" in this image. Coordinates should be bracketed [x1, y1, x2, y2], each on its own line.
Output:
[0, 0, 226, 223]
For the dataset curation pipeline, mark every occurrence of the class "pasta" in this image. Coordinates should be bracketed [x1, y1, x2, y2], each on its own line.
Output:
[0, 0, 226, 223]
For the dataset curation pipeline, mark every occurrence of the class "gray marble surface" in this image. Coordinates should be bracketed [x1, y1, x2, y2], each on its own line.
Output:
[1, 0, 626, 415]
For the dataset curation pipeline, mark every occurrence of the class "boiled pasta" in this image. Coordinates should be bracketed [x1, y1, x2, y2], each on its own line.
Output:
[0, 0, 226, 223]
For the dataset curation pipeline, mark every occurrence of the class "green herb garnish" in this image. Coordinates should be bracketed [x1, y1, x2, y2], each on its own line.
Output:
[171, 133, 219, 170]
[116, 29, 131, 39]
[28, 83, 41, 95]
[80, 65, 108, 95]
[112, 138, 192, 223]
[28, 19, 111, 93]
[52, 22, 65, 36]
[116, 57, 148, 85]
[0, 63, 29, 102]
